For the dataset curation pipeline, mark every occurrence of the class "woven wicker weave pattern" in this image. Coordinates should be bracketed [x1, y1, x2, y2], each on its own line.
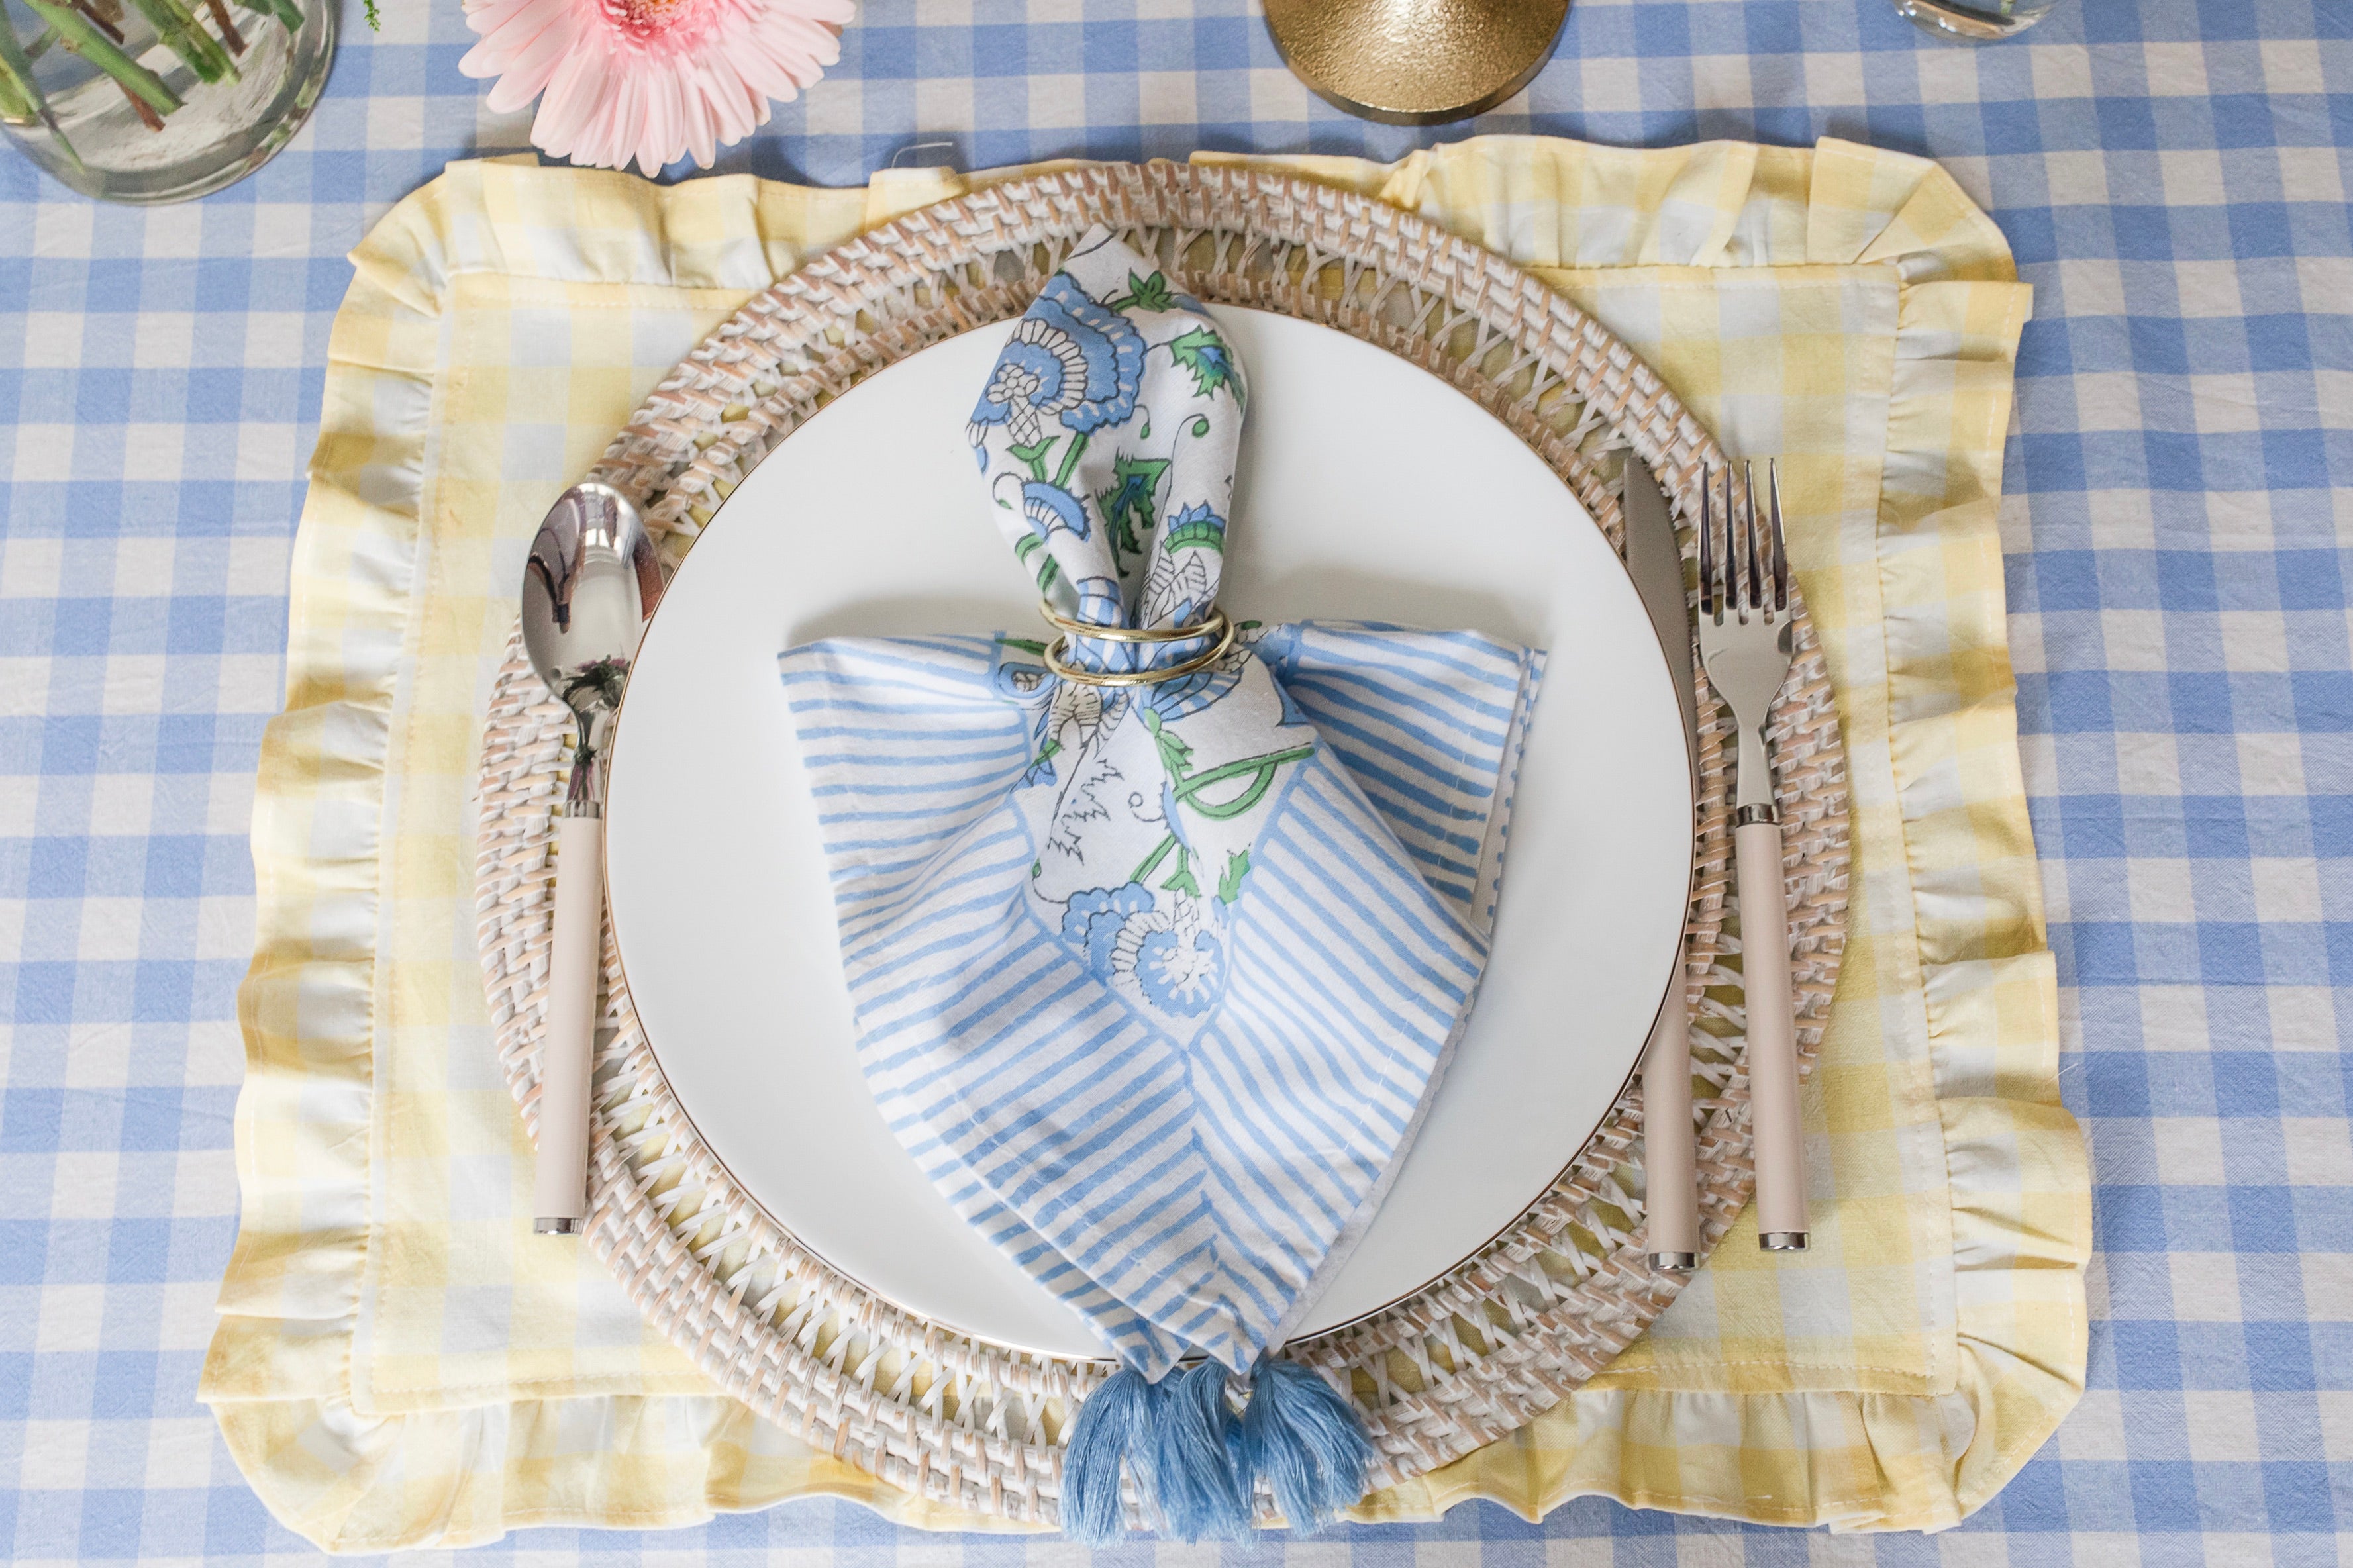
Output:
[472, 164, 1850, 1529]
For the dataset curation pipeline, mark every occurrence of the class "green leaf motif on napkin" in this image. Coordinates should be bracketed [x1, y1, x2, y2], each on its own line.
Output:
[1161, 505, 1227, 557]
[1217, 849, 1252, 906]
[1013, 532, 1062, 593]
[1097, 454, 1171, 575]
[1109, 270, 1176, 314]
[1009, 436, 1059, 481]
[1142, 707, 1194, 778]
[1167, 328, 1238, 403]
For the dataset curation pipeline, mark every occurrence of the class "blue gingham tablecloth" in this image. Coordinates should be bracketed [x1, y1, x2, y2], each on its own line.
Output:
[2, 0, 2348, 1560]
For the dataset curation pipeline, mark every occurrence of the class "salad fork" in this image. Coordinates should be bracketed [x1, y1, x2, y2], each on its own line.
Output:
[1698, 462, 1808, 1251]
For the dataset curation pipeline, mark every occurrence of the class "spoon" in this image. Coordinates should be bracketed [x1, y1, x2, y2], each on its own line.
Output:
[519, 480, 664, 1234]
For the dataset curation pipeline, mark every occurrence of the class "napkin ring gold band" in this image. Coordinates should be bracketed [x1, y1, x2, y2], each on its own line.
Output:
[1039, 605, 1236, 687]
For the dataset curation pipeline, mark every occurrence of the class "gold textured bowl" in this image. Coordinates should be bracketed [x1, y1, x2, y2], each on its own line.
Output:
[1264, 0, 1571, 125]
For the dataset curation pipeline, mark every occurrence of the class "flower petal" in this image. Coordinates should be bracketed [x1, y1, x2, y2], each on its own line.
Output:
[530, 37, 606, 156]
[478, 0, 847, 170]
[635, 66, 680, 173]
[464, 0, 558, 44]
[483, 21, 583, 111]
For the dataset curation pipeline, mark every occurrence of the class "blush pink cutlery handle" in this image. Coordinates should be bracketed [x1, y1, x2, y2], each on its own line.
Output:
[534, 813, 602, 1233]
[1735, 816, 1808, 1249]
[1643, 979, 1699, 1267]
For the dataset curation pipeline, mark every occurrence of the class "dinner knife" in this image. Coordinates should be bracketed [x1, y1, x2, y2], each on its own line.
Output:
[1624, 458, 1701, 1270]
[1627, 460, 1699, 790]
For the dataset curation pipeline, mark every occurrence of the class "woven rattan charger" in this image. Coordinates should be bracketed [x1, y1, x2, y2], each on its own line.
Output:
[472, 164, 1851, 1532]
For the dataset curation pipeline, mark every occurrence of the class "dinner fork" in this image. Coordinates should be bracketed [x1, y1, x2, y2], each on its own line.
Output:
[1697, 462, 1808, 1251]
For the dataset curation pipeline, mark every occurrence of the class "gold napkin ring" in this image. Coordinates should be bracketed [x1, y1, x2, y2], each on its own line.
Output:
[1040, 605, 1237, 687]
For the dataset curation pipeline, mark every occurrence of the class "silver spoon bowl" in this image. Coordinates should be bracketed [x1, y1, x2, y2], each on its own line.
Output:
[521, 481, 665, 813]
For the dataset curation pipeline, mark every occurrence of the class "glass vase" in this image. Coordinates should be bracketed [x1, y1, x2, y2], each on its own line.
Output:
[0, 0, 334, 204]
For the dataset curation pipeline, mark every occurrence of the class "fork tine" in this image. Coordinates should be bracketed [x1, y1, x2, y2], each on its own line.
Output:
[1697, 466, 1717, 621]
[1767, 459, 1789, 614]
[1719, 464, 1734, 616]
[1723, 462, 1740, 617]
[1725, 462, 1738, 622]
[1730, 460, 1742, 614]
[1738, 460, 1758, 617]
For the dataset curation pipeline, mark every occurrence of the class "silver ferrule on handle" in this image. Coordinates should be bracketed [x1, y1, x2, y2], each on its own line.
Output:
[563, 769, 604, 820]
[563, 708, 613, 814]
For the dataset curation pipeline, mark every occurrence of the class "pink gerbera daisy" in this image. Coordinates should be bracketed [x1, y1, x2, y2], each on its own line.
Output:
[461, 0, 852, 174]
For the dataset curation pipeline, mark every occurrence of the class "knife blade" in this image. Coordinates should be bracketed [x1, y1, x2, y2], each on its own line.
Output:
[1624, 458, 1698, 795]
[1625, 457, 1702, 1270]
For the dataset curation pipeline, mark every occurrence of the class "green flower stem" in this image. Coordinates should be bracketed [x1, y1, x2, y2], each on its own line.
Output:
[161, 0, 236, 74]
[123, 0, 233, 82]
[17, 0, 181, 113]
[1130, 833, 1177, 885]
[236, 0, 299, 33]
[1173, 746, 1315, 819]
[0, 13, 44, 109]
[167, 0, 235, 72]
[0, 9, 87, 170]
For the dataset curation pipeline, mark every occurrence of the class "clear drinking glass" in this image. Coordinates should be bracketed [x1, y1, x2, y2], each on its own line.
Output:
[0, 0, 335, 204]
[1893, 0, 2068, 41]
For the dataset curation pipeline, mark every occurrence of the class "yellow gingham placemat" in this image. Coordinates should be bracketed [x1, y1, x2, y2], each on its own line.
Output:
[201, 138, 2091, 1550]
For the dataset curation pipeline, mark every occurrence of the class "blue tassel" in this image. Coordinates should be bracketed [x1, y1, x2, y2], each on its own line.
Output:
[1061, 1366, 1158, 1545]
[1235, 1357, 1376, 1534]
[1062, 1362, 1258, 1543]
[1153, 1360, 1252, 1541]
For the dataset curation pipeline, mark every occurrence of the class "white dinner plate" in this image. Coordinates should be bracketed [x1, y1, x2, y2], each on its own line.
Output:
[604, 308, 1692, 1361]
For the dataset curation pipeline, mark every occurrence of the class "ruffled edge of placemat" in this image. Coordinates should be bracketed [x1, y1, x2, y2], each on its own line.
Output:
[201, 139, 2089, 1550]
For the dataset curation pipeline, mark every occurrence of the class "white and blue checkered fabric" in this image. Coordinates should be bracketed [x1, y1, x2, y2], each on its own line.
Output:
[3, 0, 2349, 1559]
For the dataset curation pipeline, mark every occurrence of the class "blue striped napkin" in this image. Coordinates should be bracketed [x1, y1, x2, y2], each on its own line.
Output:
[777, 230, 1544, 1539]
